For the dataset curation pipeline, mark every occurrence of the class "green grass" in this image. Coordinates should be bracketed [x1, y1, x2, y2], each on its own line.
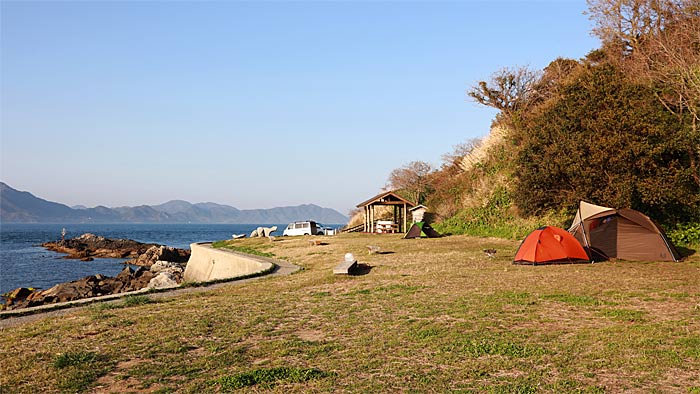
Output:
[216, 367, 335, 390]
[53, 351, 98, 369]
[445, 333, 549, 358]
[212, 240, 275, 258]
[541, 293, 602, 306]
[679, 336, 700, 359]
[52, 351, 111, 392]
[1, 233, 698, 392]
[601, 308, 647, 322]
[122, 294, 154, 307]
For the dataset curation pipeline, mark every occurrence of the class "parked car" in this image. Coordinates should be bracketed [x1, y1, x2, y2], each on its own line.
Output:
[283, 221, 325, 236]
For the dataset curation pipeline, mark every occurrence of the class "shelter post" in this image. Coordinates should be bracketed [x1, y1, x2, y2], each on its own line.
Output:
[364, 206, 368, 232]
[402, 203, 407, 233]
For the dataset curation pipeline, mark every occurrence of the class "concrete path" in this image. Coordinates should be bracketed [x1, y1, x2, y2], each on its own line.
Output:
[0, 253, 300, 329]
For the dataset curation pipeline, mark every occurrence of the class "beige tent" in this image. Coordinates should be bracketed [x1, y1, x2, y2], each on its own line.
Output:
[568, 201, 680, 262]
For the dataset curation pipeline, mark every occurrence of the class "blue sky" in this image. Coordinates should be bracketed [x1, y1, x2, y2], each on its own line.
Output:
[1, 1, 599, 214]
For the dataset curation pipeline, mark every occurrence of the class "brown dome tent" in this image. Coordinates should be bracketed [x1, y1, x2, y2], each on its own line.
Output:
[513, 226, 590, 265]
[568, 201, 680, 262]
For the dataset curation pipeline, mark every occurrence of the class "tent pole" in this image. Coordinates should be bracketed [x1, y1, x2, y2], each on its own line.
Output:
[577, 208, 593, 263]
[659, 234, 679, 262]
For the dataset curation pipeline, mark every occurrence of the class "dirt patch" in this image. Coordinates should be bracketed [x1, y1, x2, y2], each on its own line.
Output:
[93, 359, 148, 393]
[295, 329, 326, 342]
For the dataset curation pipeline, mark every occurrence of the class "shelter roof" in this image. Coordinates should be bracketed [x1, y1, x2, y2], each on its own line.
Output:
[356, 191, 416, 208]
[409, 204, 428, 212]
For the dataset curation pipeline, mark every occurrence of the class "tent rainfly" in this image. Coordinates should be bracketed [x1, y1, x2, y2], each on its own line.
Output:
[513, 226, 590, 265]
[568, 201, 680, 262]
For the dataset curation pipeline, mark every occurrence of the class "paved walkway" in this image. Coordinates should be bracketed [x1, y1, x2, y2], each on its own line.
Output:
[0, 253, 300, 329]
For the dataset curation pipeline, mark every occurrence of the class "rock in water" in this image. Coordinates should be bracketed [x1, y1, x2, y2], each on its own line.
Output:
[41, 233, 191, 266]
[42, 233, 158, 260]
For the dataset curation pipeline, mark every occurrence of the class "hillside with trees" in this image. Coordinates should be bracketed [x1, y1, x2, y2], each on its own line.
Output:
[385, 0, 700, 247]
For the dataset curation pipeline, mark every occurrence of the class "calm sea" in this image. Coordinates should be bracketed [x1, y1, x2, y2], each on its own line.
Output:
[0, 223, 293, 295]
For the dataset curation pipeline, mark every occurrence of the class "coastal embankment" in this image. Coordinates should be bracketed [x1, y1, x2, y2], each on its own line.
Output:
[184, 242, 276, 282]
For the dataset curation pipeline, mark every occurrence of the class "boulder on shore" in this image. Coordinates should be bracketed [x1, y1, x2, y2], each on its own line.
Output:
[0, 267, 155, 309]
[126, 245, 189, 268]
[148, 272, 179, 289]
[1, 264, 174, 310]
[249, 226, 278, 238]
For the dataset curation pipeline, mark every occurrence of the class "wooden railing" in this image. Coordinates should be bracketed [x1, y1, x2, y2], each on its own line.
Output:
[340, 223, 365, 233]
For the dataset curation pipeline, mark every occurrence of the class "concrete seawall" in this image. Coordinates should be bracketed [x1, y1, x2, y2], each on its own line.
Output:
[183, 242, 275, 282]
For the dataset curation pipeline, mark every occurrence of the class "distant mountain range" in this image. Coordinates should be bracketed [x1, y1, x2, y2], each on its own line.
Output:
[0, 182, 348, 224]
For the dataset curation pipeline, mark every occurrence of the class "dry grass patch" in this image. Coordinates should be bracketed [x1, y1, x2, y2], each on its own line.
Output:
[0, 233, 698, 393]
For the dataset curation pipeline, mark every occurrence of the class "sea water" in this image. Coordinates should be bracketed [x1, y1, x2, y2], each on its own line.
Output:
[0, 223, 289, 295]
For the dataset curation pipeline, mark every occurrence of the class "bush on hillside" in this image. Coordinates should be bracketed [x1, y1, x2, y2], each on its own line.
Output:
[513, 61, 699, 225]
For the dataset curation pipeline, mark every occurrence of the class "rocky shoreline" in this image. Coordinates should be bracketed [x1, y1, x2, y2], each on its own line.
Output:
[1, 233, 191, 311]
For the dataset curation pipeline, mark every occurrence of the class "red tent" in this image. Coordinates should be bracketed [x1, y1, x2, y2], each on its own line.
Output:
[514, 226, 590, 265]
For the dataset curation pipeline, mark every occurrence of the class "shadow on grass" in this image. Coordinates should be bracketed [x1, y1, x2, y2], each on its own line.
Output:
[677, 246, 696, 258]
[351, 263, 374, 276]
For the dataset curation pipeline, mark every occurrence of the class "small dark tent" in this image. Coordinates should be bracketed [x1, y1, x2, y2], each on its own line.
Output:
[404, 222, 441, 239]
[513, 226, 590, 265]
[568, 201, 680, 262]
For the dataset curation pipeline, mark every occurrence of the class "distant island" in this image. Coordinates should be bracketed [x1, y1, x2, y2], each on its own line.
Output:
[0, 182, 348, 224]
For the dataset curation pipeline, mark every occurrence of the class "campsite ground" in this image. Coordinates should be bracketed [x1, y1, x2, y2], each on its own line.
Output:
[1, 233, 699, 393]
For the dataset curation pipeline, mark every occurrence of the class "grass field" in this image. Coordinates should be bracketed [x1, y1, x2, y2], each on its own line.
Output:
[1, 233, 699, 393]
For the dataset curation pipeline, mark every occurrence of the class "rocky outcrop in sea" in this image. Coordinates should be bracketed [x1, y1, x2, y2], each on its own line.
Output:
[1, 233, 190, 310]
[41, 233, 190, 266]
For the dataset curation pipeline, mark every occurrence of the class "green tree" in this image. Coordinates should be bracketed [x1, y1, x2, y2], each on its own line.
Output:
[514, 60, 699, 224]
[587, 0, 700, 186]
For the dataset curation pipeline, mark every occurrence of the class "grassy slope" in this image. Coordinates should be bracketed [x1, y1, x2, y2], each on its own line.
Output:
[1, 234, 699, 393]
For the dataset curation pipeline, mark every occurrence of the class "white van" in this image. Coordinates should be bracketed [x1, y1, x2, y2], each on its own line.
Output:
[283, 221, 325, 236]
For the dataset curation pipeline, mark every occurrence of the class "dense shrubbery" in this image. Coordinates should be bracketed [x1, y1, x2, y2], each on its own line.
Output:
[668, 223, 700, 249]
[386, 1, 699, 241]
[514, 61, 699, 224]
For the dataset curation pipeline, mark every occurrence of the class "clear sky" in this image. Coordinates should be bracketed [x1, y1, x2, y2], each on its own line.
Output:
[1, 1, 599, 214]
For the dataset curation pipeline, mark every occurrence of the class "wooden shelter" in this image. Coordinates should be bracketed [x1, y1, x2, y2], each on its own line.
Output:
[356, 191, 415, 233]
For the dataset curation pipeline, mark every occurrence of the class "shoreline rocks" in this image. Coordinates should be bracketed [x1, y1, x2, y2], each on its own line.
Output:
[42, 233, 154, 260]
[127, 245, 189, 267]
[1, 233, 191, 310]
[41, 233, 190, 267]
